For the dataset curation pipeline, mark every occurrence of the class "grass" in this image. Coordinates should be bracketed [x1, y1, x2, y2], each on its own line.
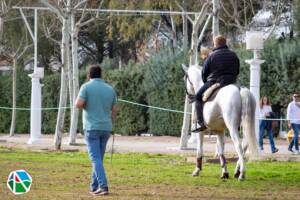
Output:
[0, 147, 300, 200]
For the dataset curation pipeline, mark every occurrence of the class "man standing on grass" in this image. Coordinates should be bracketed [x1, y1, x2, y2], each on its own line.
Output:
[287, 93, 300, 155]
[76, 65, 117, 196]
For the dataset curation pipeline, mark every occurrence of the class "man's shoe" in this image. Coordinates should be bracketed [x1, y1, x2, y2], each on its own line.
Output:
[191, 122, 207, 132]
[93, 187, 109, 196]
[293, 150, 300, 155]
[259, 146, 264, 151]
[89, 189, 97, 195]
[272, 148, 279, 153]
[288, 148, 294, 153]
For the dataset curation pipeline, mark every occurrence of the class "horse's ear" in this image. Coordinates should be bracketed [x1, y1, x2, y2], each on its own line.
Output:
[181, 64, 188, 74]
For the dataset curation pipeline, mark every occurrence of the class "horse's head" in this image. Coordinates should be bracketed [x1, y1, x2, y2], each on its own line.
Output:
[181, 64, 203, 95]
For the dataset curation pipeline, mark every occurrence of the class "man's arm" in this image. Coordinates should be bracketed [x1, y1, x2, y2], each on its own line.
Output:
[202, 57, 211, 83]
[111, 105, 118, 122]
[75, 97, 85, 109]
[236, 57, 240, 75]
[287, 103, 291, 128]
[76, 85, 87, 109]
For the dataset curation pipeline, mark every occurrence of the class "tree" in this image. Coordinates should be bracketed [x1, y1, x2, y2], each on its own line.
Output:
[0, 5, 32, 136]
[69, 0, 104, 145]
[41, 0, 72, 150]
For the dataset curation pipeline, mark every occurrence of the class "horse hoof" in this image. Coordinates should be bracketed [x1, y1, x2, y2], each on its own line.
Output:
[192, 170, 200, 177]
[238, 174, 245, 181]
[221, 172, 229, 179]
[234, 170, 240, 179]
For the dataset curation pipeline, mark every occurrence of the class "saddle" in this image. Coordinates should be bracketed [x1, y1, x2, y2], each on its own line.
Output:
[202, 83, 240, 102]
[202, 83, 221, 102]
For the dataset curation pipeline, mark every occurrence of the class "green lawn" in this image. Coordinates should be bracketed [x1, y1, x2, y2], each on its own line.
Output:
[0, 147, 299, 200]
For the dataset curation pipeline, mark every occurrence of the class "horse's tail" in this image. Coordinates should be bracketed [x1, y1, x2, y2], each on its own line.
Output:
[240, 88, 259, 158]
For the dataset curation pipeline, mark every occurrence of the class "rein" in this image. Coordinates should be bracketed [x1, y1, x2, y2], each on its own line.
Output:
[110, 133, 115, 164]
[183, 73, 195, 96]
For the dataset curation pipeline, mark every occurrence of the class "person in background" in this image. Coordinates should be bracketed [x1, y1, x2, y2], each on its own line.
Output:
[287, 93, 300, 155]
[259, 96, 279, 153]
[199, 47, 211, 63]
[76, 65, 117, 196]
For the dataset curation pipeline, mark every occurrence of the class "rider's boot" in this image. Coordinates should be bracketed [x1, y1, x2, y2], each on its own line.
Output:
[191, 100, 207, 132]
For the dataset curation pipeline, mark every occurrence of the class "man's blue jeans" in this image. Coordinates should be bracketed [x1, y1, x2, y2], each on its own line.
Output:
[259, 120, 276, 152]
[85, 130, 110, 191]
[288, 124, 300, 151]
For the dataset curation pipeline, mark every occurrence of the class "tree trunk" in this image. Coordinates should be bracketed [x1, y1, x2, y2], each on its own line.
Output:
[69, 13, 79, 145]
[9, 58, 17, 136]
[170, 14, 177, 49]
[212, 0, 220, 37]
[54, 18, 69, 150]
[189, 4, 209, 66]
[190, 21, 198, 65]
[0, 16, 4, 41]
[180, 4, 209, 148]
[67, 16, 73, 113]
[182, 0, 188, 50]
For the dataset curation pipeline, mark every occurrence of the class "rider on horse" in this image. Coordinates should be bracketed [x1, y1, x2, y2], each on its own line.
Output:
[189, 35, 240, 132]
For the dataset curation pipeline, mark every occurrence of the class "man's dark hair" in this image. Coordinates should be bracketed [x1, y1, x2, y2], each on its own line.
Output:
[88, 65, 102, 79]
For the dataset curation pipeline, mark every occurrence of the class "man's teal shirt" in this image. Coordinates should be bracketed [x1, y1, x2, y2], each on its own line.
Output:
[78, 78, 117, 131]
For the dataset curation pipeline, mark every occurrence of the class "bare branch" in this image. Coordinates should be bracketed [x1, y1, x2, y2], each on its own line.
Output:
[41, 16, 60, 45]
[79, 17, 95, 27]
[249, 0, 255, 16]
[175, 0, 193, 23]
[16, 44, 33, 60]
[74, 0, 87, 9]
[77, 1, 89, 25]
[264, 0, 283, 40]
[220, 0, 232, 18]
[77, 0, 105, 28]
[220, 0, 244, 33]
[40, 0, 65, 21]
[219, 16, 243, 30]
[193, 2, 210, 31]
[58, 0, 67, 7]
[197, 13, 212, 45]
[95, 0, 105, 18]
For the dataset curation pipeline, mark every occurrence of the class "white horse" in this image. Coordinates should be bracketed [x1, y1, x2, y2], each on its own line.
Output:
[182, 64, 258, 181]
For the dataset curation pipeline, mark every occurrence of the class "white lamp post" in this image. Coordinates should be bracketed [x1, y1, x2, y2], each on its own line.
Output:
[245, 31, 265, 141]
[19, 9, 43, 144]
[27, 67, 43, 144]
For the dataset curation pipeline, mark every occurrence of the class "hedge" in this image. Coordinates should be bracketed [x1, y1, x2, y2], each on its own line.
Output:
[142, 49, 187, 136]
[1, 38, 299, 136]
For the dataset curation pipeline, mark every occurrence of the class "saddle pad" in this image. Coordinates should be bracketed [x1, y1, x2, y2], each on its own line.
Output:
[202, 83, 221, 102]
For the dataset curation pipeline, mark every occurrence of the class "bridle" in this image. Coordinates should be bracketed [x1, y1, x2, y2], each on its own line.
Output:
[183, 71, 195, 96]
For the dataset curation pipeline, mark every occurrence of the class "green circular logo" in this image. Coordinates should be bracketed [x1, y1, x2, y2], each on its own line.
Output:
[7, 170, 32, 195]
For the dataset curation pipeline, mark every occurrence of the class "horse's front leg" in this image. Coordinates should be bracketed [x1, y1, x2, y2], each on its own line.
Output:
[192, 132, 204, 176]
[217, 133, 229, 179]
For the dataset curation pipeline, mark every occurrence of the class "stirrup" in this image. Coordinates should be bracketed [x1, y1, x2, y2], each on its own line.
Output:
[191, 123, 207, 132]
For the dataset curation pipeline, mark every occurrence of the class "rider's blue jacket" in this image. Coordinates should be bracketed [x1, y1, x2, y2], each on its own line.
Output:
[202, 45, 240, 85]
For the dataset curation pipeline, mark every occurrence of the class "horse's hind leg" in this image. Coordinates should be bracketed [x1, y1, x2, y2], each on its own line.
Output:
[217, 133, 229, 179]
[228, 126, 245, 181]
[192, 132, 204, 176]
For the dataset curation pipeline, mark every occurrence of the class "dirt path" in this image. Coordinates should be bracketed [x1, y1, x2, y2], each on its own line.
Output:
[0, 134, 299, 161]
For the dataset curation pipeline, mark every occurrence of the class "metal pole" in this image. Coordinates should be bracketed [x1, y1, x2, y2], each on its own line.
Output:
[34, 9, 38, 72]
[12, 6, 202, 15]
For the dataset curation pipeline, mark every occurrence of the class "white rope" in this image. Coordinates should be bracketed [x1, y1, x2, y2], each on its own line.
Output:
[1, 99, 298, 121]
